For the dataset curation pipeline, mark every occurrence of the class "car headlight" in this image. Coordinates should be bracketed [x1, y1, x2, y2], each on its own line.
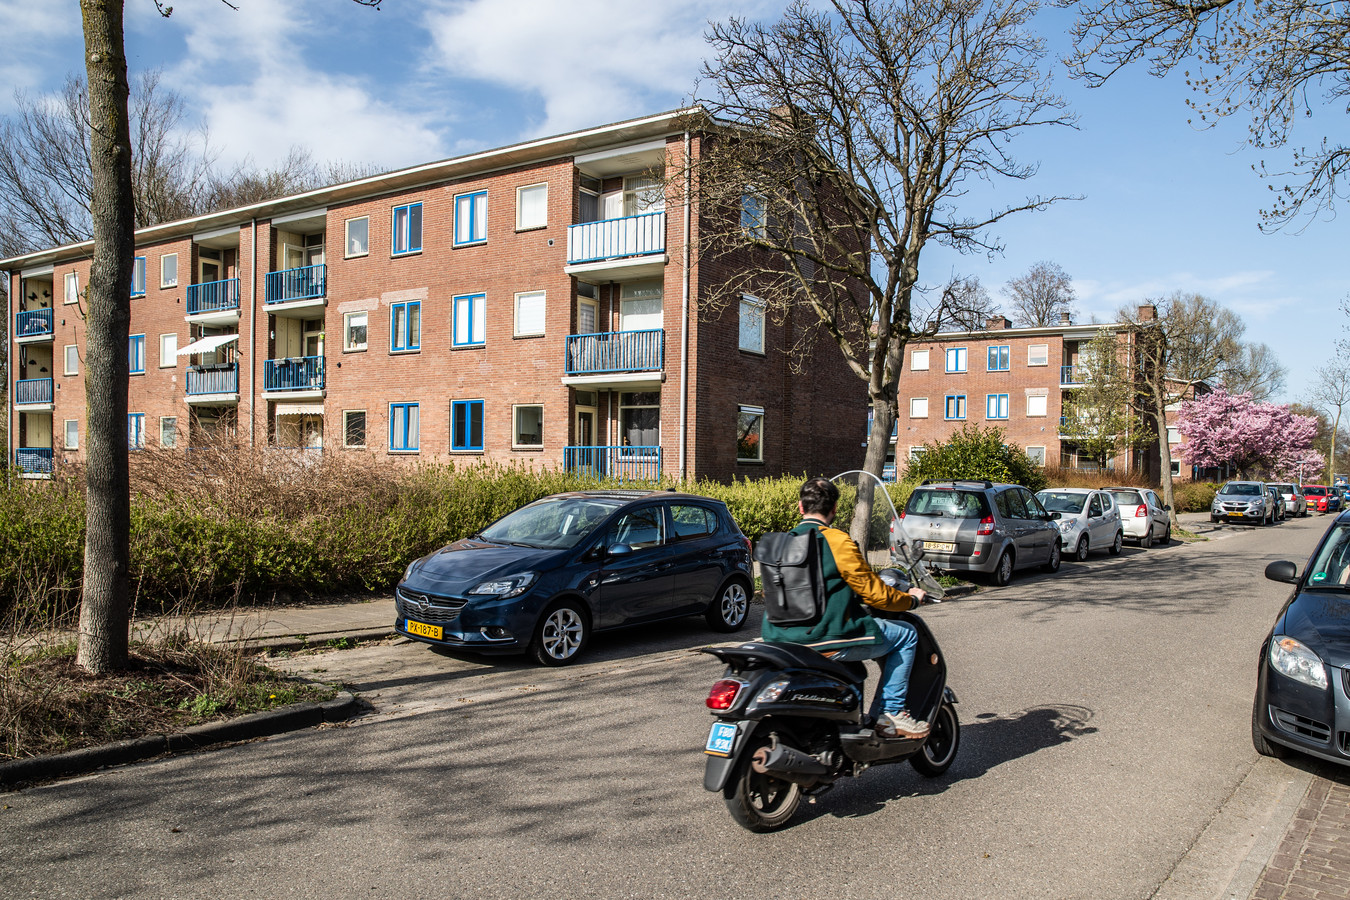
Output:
[1268, 636, 1328, 690]
[1059, 518, 1078, 534]
[468, 572, 539, 598]
[403, 559, 421, 582]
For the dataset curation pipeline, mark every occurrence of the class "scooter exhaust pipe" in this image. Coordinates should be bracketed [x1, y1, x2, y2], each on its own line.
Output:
[751, 743, 829, 781]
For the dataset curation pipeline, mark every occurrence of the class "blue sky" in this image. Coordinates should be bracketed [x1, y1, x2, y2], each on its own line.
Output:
[3, 0, 1342, 405]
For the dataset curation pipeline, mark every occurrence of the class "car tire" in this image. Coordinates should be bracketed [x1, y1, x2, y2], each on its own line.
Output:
[993, 550, 1015, 586]
[1109, 531, 1123, 555]
[1139, 529, 1153, 549]
[706, 579, 750, 633]
[528, 600, 590, 667]
[1211, 515, 1219, 524]
[1251, 695, 1290, 759]
[1042, 541, 1061, 573]
[1160, 524, 1171, 545]
[1074, 536, 1089, 562]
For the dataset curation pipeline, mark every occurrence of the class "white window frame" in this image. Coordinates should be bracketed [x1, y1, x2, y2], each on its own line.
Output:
[159, 333, 178, 368]
[1028, 343, 1049, 366]
[345, 216, 370, 258]
[64, 419, 78, 451]
[737, 405, 765, 463]
[740, 190, 767, 239]
[343, 409, 367, 448]
[64, 272, 80, 305]
[160, 416, 177, 449]
[64, 344, 79, 376]
[911, 349, 929, 371]
[1026, 445, 1047, 466]
[514, 290, 546, 337]
[160, 253, 178, 288]
[515, 183, 547, 231]
[739, 294, 765, 354]
[1027, 394, 1048, 417]
[910, 397, 928, 418]
[909, 446, 927, 460]
[512, 404, 544, 449]
[945, 346, 967, 373]
[344, 311, 368, 352]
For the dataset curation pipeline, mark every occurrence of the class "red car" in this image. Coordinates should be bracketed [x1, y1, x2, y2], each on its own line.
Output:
[1302, 485, 1342, 514]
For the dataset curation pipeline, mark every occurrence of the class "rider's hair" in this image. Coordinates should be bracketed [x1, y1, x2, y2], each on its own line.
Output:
[799, 477, 839, 516]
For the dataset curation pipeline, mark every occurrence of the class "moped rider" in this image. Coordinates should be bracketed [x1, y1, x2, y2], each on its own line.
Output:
[761, 477, 931, 739]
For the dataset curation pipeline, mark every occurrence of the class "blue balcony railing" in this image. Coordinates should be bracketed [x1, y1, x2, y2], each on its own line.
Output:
[265, 264, 326, 305]
[186, 363, 239, 396]
[16, 308, 54, 338]
[566, 211, 665, 265]
[1061, 365, 1082, 385]
[186, 278, 241, 316]
[264, 356, 325, 392]
[564, 445, 661, 481]
[14, 447, 53, 475]
[15, 378, 53, 405]
[565, 329, 664, 375]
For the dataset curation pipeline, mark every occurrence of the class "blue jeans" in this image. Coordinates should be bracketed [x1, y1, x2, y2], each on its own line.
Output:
[827, 618, 919, 718]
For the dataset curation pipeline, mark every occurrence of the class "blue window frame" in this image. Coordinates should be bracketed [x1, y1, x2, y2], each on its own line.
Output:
[988, 345, 1010, 371]
[129, 334, 145, 374]
[453, 293, 486, 347]
[452, 400, 485, 451]
[945, 347, 967, 373]
[865, 410, 899, 438]
[131, 257, 146, 297]
[389, 402, 420, 452]
[944, 395, 966, 420]
[392, 203, 423, 256]
[986, 393, 1009, 420]
[128, 413, 145, 449]
[390, 300, 421, 352]
[454, 191, 488, 246]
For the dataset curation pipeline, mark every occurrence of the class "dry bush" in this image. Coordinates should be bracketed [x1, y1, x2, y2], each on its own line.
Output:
[1041, 466, 1152, 490]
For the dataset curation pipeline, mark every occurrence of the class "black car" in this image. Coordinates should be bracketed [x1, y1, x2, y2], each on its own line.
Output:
[395, 490, 754, 666]
[1253, 510, 1350, 767]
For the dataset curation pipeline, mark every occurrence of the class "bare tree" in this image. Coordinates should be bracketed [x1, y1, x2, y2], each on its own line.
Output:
[1309, 357, 1350, 483]
[1061, 327, 1149, 470]
[689, 0, 1074, 491]
[1004, 259, 1077, 327]
[1225, 341, 1287, 402]
[917, 275, 1003, 332]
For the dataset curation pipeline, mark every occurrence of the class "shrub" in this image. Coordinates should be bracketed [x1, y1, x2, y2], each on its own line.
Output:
[905, 424, 1048, 492]
[1172, 481, 1219, 513]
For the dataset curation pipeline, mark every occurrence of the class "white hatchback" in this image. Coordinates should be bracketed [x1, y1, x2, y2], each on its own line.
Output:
[1106, 487, 1171, 547]
[1035, 488, 1124, 560]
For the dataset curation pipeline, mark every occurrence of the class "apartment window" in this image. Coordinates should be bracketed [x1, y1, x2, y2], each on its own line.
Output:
[453, 293, 486, 347]
[64, 345, 79, 376]
[944, 395, 966, 420]
[452, 399, 485, 451]
[343, 410, 366, 448]
[737, 405, 764, 463]
[514, 291, 545, 337]
[344, 311, 368, 351]
[160, 416, 177, 449]
[1170, 460, 1182, 476]
[1026, 446, 1046, 466]
[129, 334, 145, 374]
[988, 345, 1010, 371]
[161, 253, 178, 288]
[986, 393, 1010, 420]
[513, 404, 543, 448]
[945, 347, 967, 373]
[910, 446, 927, 460]
[623, 175, 664, 215]
[911, 349, 929, 371]
[131, 257, 146, 297]
[910, 397, 928, 418]
[454, 191, 488, 246]
[392, 203, 422, 256]
[1167, 426, 1181, 445]
[346, 216, 369, 258]
[1027, 394, 1048, 417]
[390, 300, 421, 352]
[741, 191, 767, 238]
[159, 333, 177, 368]
[128, 413, 146, 449]
[865, 410, 899, 439]
[389, 402, 420, 453]
[739, 295, 765, 353]
[64, 420, 78, 451]
[64, 272, 80, 304]
[516, 183, 547, 230]
[1028, 343, 1049, 366]
[619, 391, 660, 451]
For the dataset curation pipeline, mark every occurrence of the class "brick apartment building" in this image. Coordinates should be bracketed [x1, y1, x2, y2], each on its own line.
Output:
[4, 109, 864, 483]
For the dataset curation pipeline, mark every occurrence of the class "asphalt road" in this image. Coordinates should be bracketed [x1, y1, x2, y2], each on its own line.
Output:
[0, 517, 1329, 899]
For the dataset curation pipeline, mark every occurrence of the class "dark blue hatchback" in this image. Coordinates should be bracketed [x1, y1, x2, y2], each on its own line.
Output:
[395, 490, 754, 665]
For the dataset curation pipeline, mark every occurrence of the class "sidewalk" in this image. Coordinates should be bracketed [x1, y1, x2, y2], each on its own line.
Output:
[131, 594, 398, 653]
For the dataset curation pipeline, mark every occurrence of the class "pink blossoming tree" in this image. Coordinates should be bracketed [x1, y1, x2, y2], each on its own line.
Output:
[1176, 388, 1323, 481]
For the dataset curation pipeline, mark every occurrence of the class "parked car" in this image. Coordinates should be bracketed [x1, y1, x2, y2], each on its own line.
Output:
[394, 490, 754, 666]
[1268, 485, 1287, 522]
[1254, 512, 1350, 768]
[1302, 485, 1342, 514]
[1034, 488, 1124, 560]
[1271, 483, 1307, 518]
[1105, 487, 1171, 547]
[901, 480, 1062, 586]
[1211, 481, 1278, 525]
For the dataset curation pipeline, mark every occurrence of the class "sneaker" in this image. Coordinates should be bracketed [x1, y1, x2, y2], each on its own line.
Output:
[875, 711, 930, 739]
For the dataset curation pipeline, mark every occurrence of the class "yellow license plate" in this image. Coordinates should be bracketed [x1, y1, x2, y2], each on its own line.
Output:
[924, 541, 956, 553]
[406, 619, 442, 640]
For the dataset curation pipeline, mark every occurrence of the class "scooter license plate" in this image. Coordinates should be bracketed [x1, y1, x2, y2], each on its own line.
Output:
[705, 721, 740, 757]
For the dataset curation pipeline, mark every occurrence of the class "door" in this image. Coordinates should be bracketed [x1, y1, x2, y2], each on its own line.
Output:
[574, 407, 598, 474]
[1012, 488, 1048, 563]
[595, 505, 674, 626]
[664, 503, 727, 614]
[1086, 492, 1109, 549]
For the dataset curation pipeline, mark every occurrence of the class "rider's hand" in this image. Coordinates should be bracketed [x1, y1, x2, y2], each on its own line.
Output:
[910, 587, 927, 606]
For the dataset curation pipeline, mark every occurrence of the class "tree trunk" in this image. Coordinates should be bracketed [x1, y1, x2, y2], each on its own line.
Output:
[77, 0, 134, 674]
[1150, 392, 1179, 528]
[852, 394, 897, 546]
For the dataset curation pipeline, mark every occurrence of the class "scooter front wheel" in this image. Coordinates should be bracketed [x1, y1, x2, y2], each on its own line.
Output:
[724, 737, 803, 832]
[910, 701, 960, 777]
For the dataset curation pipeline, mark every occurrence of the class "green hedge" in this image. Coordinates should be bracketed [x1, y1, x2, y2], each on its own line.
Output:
[1172, 481, 1219, 513]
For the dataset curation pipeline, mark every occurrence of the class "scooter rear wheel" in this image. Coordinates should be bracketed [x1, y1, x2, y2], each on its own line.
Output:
[910, 701, 960, 777]
[724, 738, 803, 832]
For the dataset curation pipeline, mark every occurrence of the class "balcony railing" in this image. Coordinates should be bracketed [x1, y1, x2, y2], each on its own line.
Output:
[16, 308, 54, 338]
[265, 264, 326, 305]
[565, 329, 664, 375]
[1061, 365, 1084, 385]
[566, 211, 665, 265]
[186, 362, 239, 395]
[14, 447, 53, 475]
[186, 278, 241, 316]
[564, 445, 661, 482]
[264, 356, 325, 392]
[15, 378, 53, 404]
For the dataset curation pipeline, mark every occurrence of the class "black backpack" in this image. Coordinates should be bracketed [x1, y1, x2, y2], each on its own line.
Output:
[754, 530, 826, 625]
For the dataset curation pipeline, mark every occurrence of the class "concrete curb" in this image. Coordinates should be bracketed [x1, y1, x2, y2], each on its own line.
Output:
[0, 691, 359, 791]
[243, 627, 395, 654]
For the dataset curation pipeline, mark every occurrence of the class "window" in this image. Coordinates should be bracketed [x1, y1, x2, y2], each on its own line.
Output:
[159, 333, 177, 368]
[741, 191, 766, 238]
[343, 410, 367, 448]
[344, 311, 368, 351]
[623, 175, 664, 215]
[516, 183, 547, 230]
[911, 349, 929, 371]
[64, 345, 79, 376]
[452, 400, 484, 451]
[346, 216, 369, 257]
[986, 393, 1009, 420]
[1166, 426, 1181, 445]
[131, 257, 146, 296]
[128, 413, 146, 449]
[389, 402, 420, 452]
[944, 395, 966, 420]
[392, 203, 422, 256]
[64, 272, 80, 304]
[453, 293, 486, 347]
[513, 404, 543, 448]
[620, 391, 660, 451]
[945, 347, 967, 373]
[1027, 394, 1047, 417]
[390, 300, 421, 352]
[910, 446, 927, 460]
[160, 416, 177, 448]
[1028, 343, 1049, 366]
[737, 405, 764, 462]
[988, 345, 1010, 371]
[129, 334, 145, 374]
[161, 253, 178, 288]
[671, 504, 717, 540]
[1026, 446, 1046, 466]
[64, 420, 78, 451]
[739, 295, 765, 353]
[514, 291, 545, 337]
[609, 506, 664, 550]
[1170, 460, 1181, 476]
[910, 397, 928, 418]
[454, 191, 487, 246]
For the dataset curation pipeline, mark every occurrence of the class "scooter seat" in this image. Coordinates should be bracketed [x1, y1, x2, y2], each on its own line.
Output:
[725, 641, 868, 684]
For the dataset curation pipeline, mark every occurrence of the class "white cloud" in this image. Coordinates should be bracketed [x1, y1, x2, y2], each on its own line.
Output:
[0, 0, 81, 113]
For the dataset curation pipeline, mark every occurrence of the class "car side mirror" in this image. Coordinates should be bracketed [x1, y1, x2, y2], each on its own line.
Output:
[1264, 560, 1298, 584]
[606, 542, 634, 558]
[1049, 511, 1061, 520]
[1163, 504, 1171, 511]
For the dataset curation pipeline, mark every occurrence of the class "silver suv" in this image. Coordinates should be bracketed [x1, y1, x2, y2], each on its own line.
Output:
[901, 480, 1063, 586]
[1211, 481, 1277, 525]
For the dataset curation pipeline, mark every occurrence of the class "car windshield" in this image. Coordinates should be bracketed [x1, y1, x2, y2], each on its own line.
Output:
[1306, 486, 1327, 496]
[906, 489, 988, 519]
[1219, 482, 1262, 496]
[1037, 491, 1088, 514]
[480, 497, 623, 549]
[1305, 524, 1350, 589]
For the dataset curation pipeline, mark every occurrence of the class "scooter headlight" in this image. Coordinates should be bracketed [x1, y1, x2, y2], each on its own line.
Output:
[754, 679, 790, 705]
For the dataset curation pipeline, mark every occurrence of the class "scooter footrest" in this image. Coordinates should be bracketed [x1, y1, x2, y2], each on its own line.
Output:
[839, 730, 922, 763]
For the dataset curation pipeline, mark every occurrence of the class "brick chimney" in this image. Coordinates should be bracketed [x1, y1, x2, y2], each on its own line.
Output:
[1059, 312, 1072, 326]
[986, 315, 1011, 330]
[1137, 303, 1157, 321]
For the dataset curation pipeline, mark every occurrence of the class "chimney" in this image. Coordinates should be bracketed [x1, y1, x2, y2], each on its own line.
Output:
[1059, 312, 1072, 326]
[986, 315, 1011, 330]
[1137, 303, 1157, 322]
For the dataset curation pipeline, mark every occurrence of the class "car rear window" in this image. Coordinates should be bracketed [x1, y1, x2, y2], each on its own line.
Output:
[906, 489, 990, 519]
[1109, 490, 1142, 506]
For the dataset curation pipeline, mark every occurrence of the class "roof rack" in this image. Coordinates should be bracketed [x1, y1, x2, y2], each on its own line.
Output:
[921, 479, 994, 489]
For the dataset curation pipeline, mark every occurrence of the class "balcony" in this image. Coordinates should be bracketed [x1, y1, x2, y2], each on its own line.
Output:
[263, 356, 325, 398]
[186, 362, 239, 404]
[15, 378, 53, 407]
[14, 447, 53, 477]
[186, 278, 241, 324]
[265, 264, 326, 314]
[562, 329, 664, 390]
[564, 211, 667, 282]
[1061, 365, 1085, 386]
[15, 308, 54, 342]
[564, 445, 662, 482]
